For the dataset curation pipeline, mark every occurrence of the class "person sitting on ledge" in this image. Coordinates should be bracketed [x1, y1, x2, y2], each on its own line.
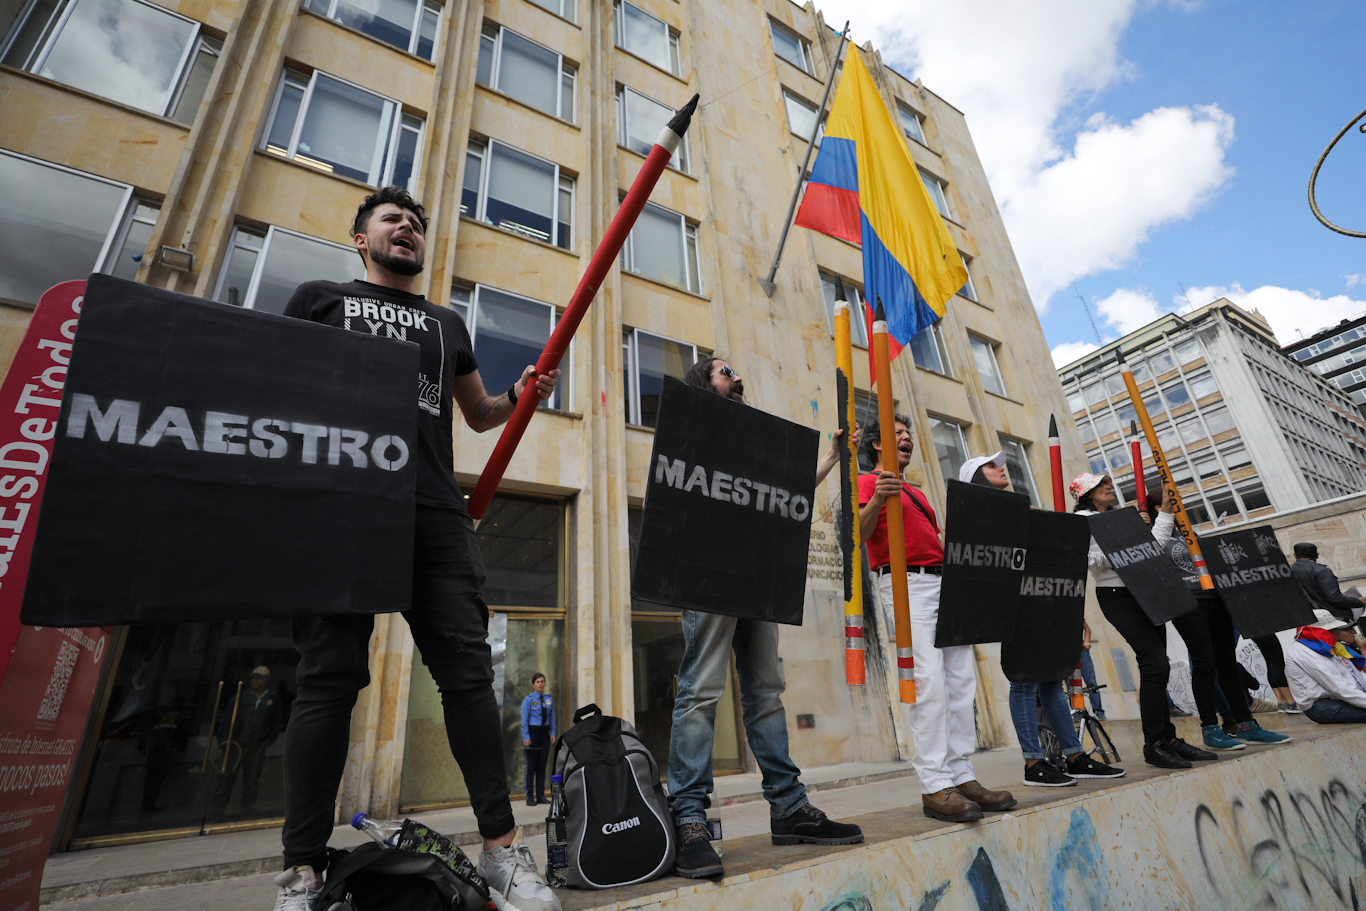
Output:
[1285, 610, 1366, 725]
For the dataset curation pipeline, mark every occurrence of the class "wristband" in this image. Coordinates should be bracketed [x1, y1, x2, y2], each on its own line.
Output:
[507, 383, 519, 405]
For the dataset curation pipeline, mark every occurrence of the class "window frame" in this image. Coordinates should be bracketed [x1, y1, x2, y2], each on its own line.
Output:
[998, 436, 1039, 506]
[614, 0, 680, 75]
[213, 224, 359, 312]
[818, 272, 868, 347]
[462, 138, 574, 250]
[623, 327, 698, 427]
[466, 283, 572, 412]
[918, 167, 954, 220]
[620, 199, 700, 293]
[910, 320, 952, 376]
[782, 88, 823, 144]
[305, 0, 442, 59]
[4, 0, 216, 120]
[615, 85, 689, 172]
[928, 414, 970, 485]
[957, 252, 978, 302]
[261, 68, 423, 191]
[768, 18, 813, 75]
[897, 101, 926, 146]
[478, 24, 577, 123]
[969, 334, 1007, 396]
[104, 198, 161, 281]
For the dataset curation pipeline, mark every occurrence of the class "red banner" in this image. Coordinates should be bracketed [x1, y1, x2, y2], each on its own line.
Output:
[0, 281, 109, 911]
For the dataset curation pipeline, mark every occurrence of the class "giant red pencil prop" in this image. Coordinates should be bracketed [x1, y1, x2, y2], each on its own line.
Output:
[1117, 351, 1213, 589]
[1048, 414, 1065, 512]
[872, 299, 915, 704]
[1130, 420, 1145, 507]
[466, 94, 700, 522]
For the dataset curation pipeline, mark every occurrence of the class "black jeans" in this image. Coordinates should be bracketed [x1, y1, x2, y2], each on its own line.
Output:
[1171, 594, 1253, 728]
[524, 726, 550, 802]
[281, 506, 514, 872]
[1096, 586, 1176, 745]
[1253, 634, 1289, 689]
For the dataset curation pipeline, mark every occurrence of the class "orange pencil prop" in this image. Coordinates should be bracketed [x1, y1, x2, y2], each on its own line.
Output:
[872, 299, 915, 704]
[1116, 351, 1213, 589]
[833, 279, 865, 685]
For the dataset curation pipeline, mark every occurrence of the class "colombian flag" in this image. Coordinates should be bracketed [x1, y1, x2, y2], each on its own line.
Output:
[795, 47, 966, 364]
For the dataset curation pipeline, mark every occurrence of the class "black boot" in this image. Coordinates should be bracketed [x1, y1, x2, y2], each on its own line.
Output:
[770, 804, 864, 845]
[673, 822, 723, 879]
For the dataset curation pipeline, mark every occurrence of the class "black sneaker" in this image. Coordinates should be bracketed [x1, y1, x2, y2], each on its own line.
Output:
[1065, 754, 1126, 779]
[673, 822, 723, 879]
[1023, 762, 1076, 787]
[1143, 741, 1192, 769]
[1168, 737, 1218, 761]
[771, 804, 864, 845]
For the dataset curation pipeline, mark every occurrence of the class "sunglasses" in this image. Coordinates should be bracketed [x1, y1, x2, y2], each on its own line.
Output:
[719, 365, 739, 379]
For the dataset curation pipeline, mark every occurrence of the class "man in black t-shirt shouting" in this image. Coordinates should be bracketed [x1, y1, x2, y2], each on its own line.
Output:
[272, 187, 561, 911]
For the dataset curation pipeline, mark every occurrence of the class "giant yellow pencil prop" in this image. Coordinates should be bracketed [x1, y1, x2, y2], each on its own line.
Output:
[1116, 351, 1213, 589]
[872, 299, 916, 703]
[833, 278, 865, 686]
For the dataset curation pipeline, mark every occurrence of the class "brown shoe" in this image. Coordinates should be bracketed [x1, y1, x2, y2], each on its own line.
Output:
[955, 779, 1018, 812]
[921, 787, 984, 823]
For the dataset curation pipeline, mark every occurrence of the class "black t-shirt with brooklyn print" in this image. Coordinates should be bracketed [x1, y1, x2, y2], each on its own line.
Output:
[284, 279, 477, 510]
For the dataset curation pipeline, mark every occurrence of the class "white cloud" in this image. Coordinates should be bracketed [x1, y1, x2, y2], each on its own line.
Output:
[1051, 340, 1103, 368]
[811, 0, 1234, 309]
[1346, 274, 1365, 289]
[1093, 287, 1165, 335]
[1179, 283, 1366, 346]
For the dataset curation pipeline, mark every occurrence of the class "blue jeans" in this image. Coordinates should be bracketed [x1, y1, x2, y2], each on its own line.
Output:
[1304, 697, 1366, 725]
[667, 610, 806, 824]
[1078, 648, 1103, 716]
[1009, 681, 1083, 760]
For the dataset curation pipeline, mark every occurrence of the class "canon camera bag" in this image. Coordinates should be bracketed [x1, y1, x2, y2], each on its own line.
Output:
[310, 841, 492, 911]
[551, 703, 675, 889]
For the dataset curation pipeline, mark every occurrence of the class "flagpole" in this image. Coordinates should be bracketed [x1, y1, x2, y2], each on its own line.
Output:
[466, 95, 700, 523]
[1116, 351, 1213, 589]
[872, 299, 916, 704]
[758, 23, 850, 297]
[833, 278, 865, 686]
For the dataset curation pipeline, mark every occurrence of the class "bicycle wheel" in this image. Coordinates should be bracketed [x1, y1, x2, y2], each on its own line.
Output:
[1086, 718, 1119, 764]
[1039, 724, 1064, 769]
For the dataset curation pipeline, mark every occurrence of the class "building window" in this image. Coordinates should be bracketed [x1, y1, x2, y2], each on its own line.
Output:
[783, 89, 822, 143]
[214, 225, 364, 315]
[853, 390, 887, 472]
[998, 437, 1039, 506]
[1067, 390, 1085, 413]
[616, 86, 689, 171]
[466, 285, 567, 411]
[919, 168, 953, 219]
[898, 102, 926, 146]
[1104, 443, 1130, 470]
[1149, 349, 1176, 376]
[1142, 392, 1166, 420]
[1175, 415, 1205, 446]
[1115, 402, 1137, 430]
[621, 201, 699, 292]
[1082, 381, 1104, 406]
[106, 201, 161, 283]
[1186, 371, 1218, 400]
[262, 70, 423, 190]
[957, 253, 978, 302]
[1207, 490, 1238, 524]
[302, 0, 441, 60]
[1088, 453, 1107, 475]
[1184, 498, 1210, 525]
[624, 329, 696, 427]
[614, 1, 679, 74]
[3, 0, 220, 122]
[970, 335, 1006, 396]
[0, 151, 150, 307]
[527, 0, 576, 22]
[477, 25, 576, 122]
[1077, 419, 1095, 445]
[1238, 484, 1271, 512]
[769, 19, 812, 74]
[461, 140, 573, 249]
[1193, 453, 1222, 480]
[819, 273, 867, 346]
[1161, 381, 1191, 410]
[1173, 339, 1201, 364]
[928, 416, 968, 484]
[1093, 411, 1118, 439]
[1104, 372, 1127, 397]
[1203, 406, 1234, 436]
[910, 322, 951, 376]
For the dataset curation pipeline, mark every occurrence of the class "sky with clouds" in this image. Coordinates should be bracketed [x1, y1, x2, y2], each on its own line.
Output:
[808, 0, 1366, 367]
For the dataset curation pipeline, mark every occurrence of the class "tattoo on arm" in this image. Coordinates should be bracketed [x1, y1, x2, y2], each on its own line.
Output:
[474, 394, 508, 423]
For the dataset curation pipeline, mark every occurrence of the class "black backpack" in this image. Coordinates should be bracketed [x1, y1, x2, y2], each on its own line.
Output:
[550, 703, 675, 889]
[311, 841, 494, 911]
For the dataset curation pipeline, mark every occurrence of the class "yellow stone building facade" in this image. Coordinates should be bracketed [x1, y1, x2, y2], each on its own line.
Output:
[1, 0, 1104, 848]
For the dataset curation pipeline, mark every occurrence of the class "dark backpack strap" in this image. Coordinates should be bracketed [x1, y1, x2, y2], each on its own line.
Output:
[572, 703, 602, 724]
[902, 483, 939, 531]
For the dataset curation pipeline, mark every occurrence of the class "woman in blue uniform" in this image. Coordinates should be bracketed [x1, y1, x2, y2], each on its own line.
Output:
[520, 673, 556, 806]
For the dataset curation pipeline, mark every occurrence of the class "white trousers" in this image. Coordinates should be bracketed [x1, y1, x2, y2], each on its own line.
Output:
[878, 572, 978, 793]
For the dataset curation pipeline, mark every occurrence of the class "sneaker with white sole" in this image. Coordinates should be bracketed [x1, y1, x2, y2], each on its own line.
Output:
[272, 865, 321, 911]
[1064, 754, 1127, 779]
[478, 830, 562, 911]
[1023, 762, 1075, 787]
[1201, 724, 1247, 751]
[1278, 702, 1303, 714]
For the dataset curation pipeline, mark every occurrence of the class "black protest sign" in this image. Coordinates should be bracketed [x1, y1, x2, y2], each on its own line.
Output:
[631, 378, 818, 625]
[22, 275, 417, 626]
[1087, 509, 1197, 624]
[1001, 511, 1091, 683]
[1200, 525, 1317, 639]
[935, 480, 1031, 647]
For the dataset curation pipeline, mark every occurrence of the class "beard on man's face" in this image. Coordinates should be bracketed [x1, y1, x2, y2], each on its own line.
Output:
[369, 242, 424, 276]
[726, 380, 745, 401]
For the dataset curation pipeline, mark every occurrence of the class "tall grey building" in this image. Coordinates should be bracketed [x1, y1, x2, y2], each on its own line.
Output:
[1284, 313, 1366, 408]
[1058, 299, 1366, 527]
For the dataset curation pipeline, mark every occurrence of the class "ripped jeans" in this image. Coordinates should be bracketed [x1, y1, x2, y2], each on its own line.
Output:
[282, 506, 513, 872]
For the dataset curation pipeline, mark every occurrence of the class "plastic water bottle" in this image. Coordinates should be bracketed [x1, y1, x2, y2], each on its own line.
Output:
[706, 817, 724, 858]
[545, 774, 568, 887]
[352, 812, 402, 847]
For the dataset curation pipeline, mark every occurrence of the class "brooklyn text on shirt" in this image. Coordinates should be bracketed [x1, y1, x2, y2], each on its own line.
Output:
[653, 454, 811, 522]
[65, 394, 410, 471]
[342, 296, 432, 341]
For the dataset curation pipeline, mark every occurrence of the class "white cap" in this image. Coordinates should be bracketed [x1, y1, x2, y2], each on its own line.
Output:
[958, 451, 1007, 484]
[1310, 609, 1353, 631]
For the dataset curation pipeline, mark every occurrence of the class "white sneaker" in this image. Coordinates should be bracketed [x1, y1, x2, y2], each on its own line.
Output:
[272, 865, 321, 911]
[478, 829, 562, 911]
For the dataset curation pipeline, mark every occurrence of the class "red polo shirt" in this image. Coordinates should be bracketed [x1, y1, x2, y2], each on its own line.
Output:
[857, 473, 943, 568]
